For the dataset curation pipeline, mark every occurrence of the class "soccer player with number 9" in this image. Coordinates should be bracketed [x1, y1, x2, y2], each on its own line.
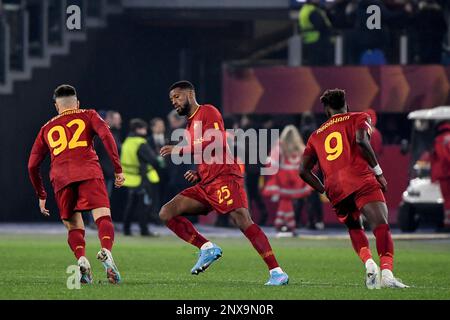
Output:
[300, 89, 408, 289]
[28, 85, 124, 285]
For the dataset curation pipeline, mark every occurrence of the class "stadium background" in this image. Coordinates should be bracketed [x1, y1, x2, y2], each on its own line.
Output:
[0, 0, 448, 228]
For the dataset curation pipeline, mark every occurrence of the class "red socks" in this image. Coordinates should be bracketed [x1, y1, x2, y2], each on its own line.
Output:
[68, 229, 86, 259]
[373, 224, 394, 271]
[96, 215, 115, 251]
[68, 216, 115, 260]
[166, 216, 208, 249]
[348, 228, 372, 263]
[243, 224, 279, 270]
[348, 225, 394, 271]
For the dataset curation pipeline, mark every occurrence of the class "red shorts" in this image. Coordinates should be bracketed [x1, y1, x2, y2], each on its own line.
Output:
[333, 180, 385, 224]
[180, 176, 248, 214]
[55, 179, 110, 220]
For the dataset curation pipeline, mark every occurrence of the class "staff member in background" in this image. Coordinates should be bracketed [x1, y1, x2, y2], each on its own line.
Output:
[263, 125, 312, 236]
[148, 117, 168, 224]
[431, 121, 450, 231]
[298, 0, 333, 66]
[96, 110, 123, 195]
[121, 119, 160, 237]
[366, 109, 383, 156]
[297, 112, 325, 230]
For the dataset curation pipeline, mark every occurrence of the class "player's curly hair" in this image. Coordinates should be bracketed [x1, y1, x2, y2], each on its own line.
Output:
[320, 88, 346, 110]
[169, 80, 195, 92]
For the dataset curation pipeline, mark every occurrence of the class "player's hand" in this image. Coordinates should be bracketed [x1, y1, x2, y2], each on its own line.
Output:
[376, 174, 388, 193]
[114, 172, 125, 188]
[160, 145, 181, 157]
[39, 199, 50, 217]
[184, 170, 200, 184]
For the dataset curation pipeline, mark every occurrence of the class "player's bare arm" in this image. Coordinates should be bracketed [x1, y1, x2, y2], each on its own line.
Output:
[184, 170, 200, 184]
[355, 128, 387, 192]
[299, 154, 326, 194]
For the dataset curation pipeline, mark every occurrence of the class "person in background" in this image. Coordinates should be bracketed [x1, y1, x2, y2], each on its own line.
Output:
[91, 110, 123, 229]
[242, 115, 270, 226]
[351, 0, 412, 64]
[366, 109, 383, 156]
[414, 0, 447, 64]
[296, 112, 325, 230]
[165, 110, 198, 223]
[263, 125, 312, 237]
[121, 119, 160, 237]
[96, 110, 123, 195]
[298, 0, 333, 66]
[431, 121, 450, 231]
[148, 117, 168, 225]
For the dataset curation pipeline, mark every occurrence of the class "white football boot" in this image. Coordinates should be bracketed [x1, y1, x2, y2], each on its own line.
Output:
[381, 269, 409, 288]
[77, 256, 93, 284]
[365, 259, 381, 289]
[97, 248, 121, 284]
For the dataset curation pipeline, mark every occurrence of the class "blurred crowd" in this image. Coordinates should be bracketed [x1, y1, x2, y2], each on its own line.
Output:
[298, 0, 449, 65]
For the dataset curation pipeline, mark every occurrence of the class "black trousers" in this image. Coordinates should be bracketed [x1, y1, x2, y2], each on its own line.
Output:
[294, 191, 324, 227]
[122, 183, 155, 234]
[245, 173, 269, 225]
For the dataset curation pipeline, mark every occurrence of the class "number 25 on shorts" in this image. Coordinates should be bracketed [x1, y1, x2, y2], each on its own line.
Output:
[324, 131, 343, 161]
[217, 186, 232, 204]
[47, 119, 87, 156]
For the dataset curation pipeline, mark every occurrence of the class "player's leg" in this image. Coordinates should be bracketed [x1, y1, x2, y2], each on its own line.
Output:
[56, 183, 93, 284]
[159, 193, 211, 248]
[343, 211, 379, 289]
[62, 213, 92, 284]
[122, 188, 138, 236]
[91, 207, 121, 284]
[76, 178, 120, 284]
[361, 201, 408, 288]
[229, 208, 289, 286]
[159, 193, 222, 274]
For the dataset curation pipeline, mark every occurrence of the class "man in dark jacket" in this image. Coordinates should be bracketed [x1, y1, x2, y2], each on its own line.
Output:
[414, 0, 447, 64]
[121, 119, 160, 236]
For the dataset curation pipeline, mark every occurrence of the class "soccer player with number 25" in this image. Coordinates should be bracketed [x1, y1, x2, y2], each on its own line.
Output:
[28, 85, 124, 285]
[159, 81, 289, 286]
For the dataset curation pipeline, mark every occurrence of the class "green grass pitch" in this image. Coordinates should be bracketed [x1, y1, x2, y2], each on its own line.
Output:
[0, 234, 449, 300]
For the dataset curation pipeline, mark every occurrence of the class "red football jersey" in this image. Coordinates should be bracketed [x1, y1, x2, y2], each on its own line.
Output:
[182, 104, 242, 185]
[303, 112, 376, 205]
[28, 108, 122, 199]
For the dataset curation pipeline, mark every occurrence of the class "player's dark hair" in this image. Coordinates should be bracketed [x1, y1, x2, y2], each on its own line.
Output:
[169, 80, 195, 92]
[320, 89, 346, 110]
[53, 84, 77, 101]
[129, 118, 148, 133]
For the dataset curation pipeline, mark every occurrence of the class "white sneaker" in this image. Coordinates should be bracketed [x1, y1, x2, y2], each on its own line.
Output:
[381, 269, 409, 288]
[97, 248, 121, 284]
[77, 256, 93, 284]
[365, 259, 381, 290]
